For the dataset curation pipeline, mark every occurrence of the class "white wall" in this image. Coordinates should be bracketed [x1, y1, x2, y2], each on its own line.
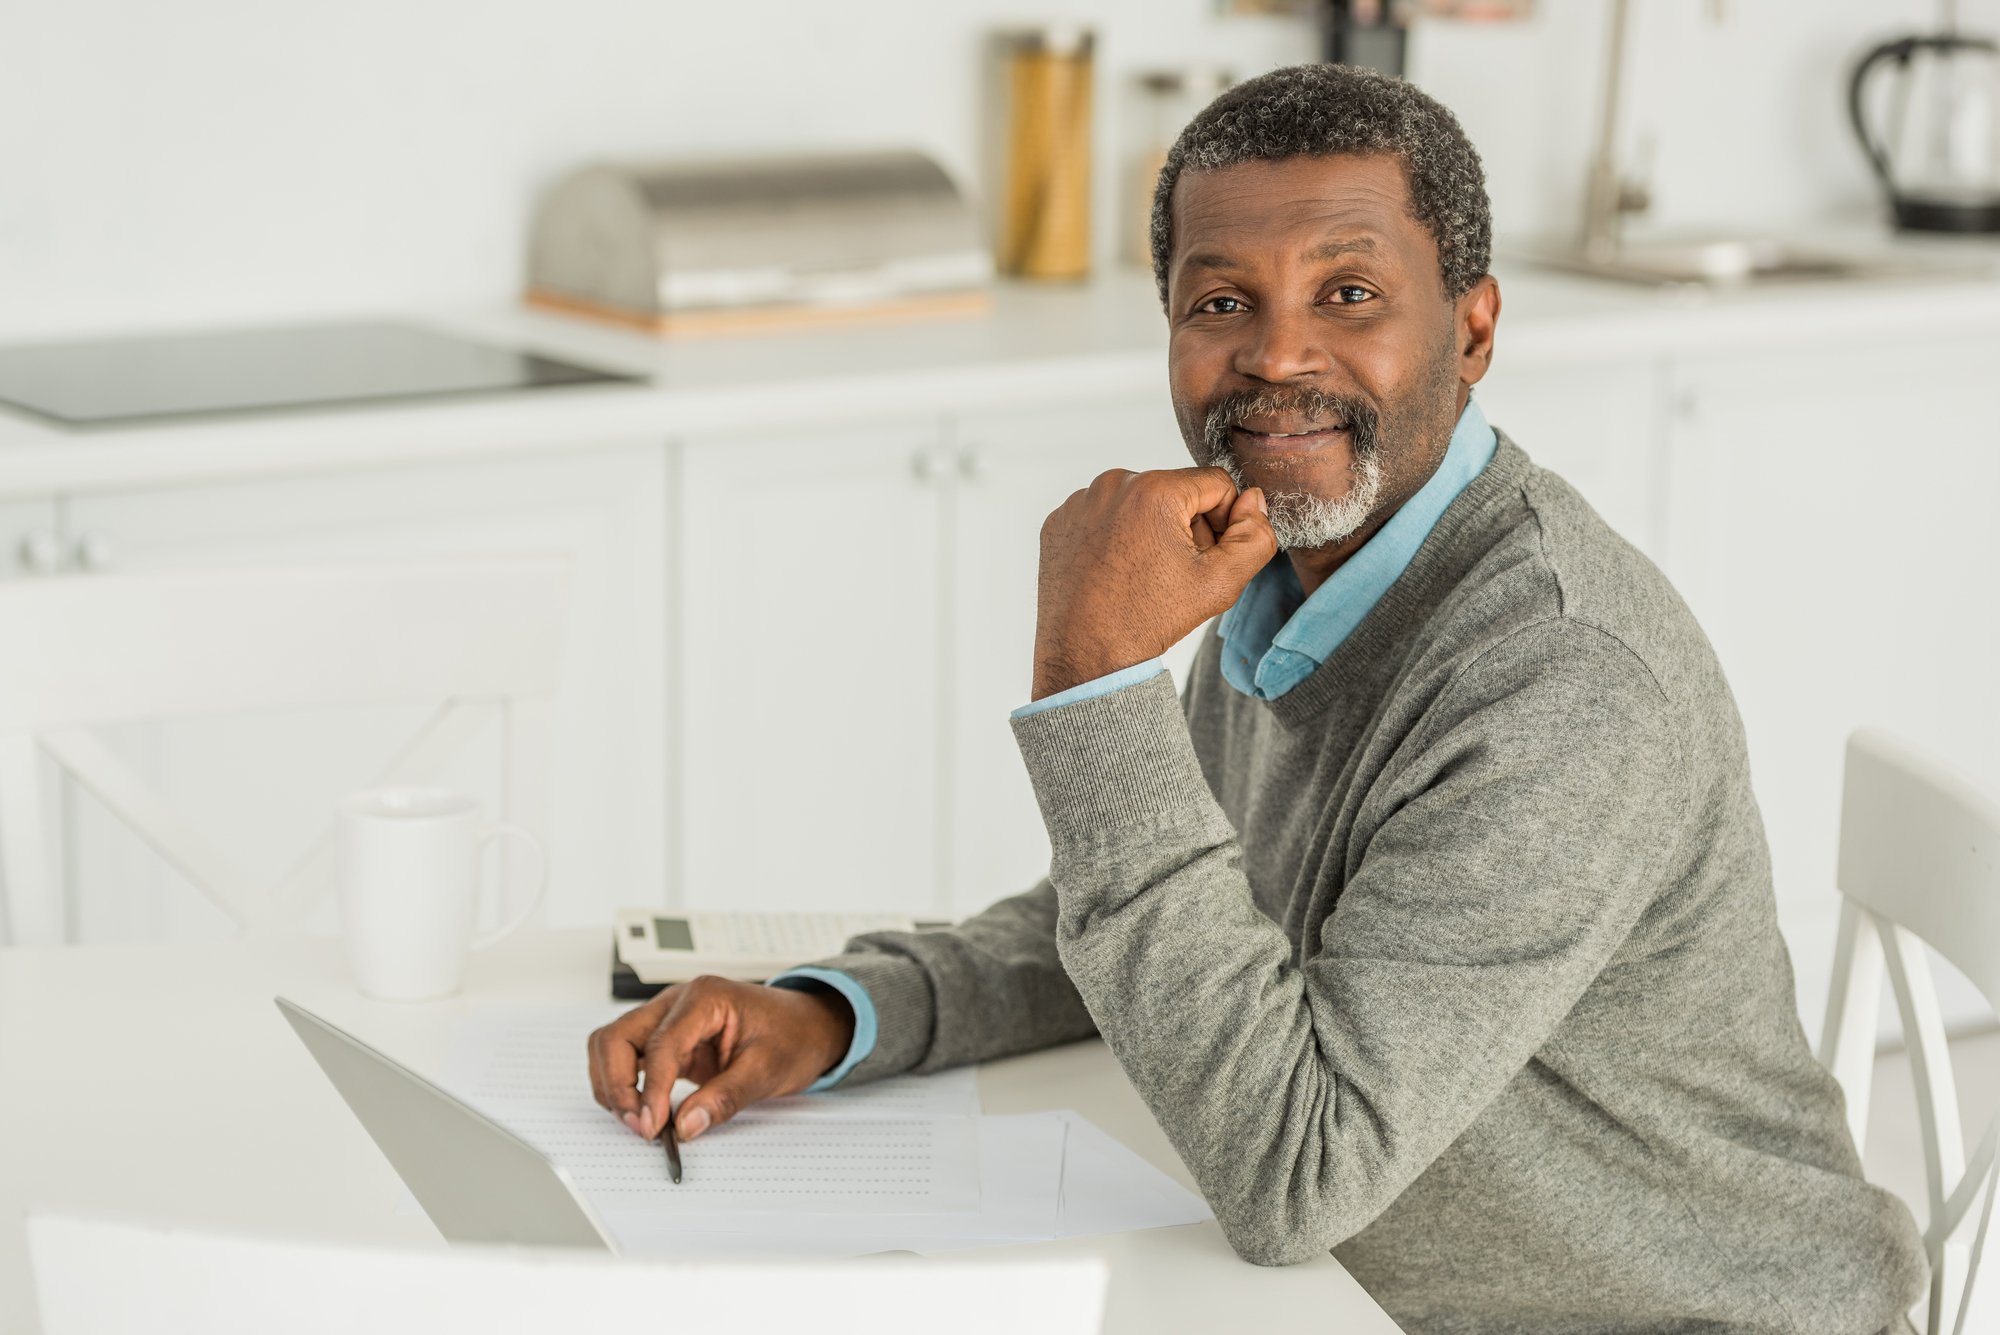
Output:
[9, 1, 1997, 343]
[0, 0, 1311, 341]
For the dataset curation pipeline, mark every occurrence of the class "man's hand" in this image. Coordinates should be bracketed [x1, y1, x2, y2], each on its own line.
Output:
[586, 976, 855, 1142]
[1032, 467, 1274, 699]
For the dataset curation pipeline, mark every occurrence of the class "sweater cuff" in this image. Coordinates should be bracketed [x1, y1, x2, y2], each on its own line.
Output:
[1008, 668, 1222, 852]
[788, 950, 935, 1085]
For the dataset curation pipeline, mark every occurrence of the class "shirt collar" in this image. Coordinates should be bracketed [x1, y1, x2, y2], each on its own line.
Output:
[1218, 396, 1499, 700]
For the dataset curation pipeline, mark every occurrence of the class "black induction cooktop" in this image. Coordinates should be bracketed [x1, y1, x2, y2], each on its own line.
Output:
[0, 320, 642, 427]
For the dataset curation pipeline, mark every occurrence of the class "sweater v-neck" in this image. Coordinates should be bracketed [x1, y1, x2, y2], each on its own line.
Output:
[1262, 433, 1533, 732]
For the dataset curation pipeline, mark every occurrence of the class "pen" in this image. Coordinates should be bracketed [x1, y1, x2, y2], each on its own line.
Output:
[662, 1105, 683, 1184]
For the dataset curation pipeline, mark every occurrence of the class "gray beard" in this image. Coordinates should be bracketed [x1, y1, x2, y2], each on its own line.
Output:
[1208, 448, 1384, 550]
[1197, 385, 1385, 551]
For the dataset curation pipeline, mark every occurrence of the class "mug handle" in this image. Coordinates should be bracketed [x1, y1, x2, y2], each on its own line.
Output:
[469, 823, 549, 951]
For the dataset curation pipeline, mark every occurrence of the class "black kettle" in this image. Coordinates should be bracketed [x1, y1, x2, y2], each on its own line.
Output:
[1849, 32, 2000, 233]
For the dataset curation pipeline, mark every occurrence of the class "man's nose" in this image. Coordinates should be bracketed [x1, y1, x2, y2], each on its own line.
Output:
[1231, 304, 1334, 383]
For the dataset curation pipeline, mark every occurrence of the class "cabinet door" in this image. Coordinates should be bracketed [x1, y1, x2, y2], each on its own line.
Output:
[58, 444, 668, 943]
[947, 397, 1199, 918]
[0, 500, 63, 941]
[0, 499, 60, 580]
[1473, 358, 1666, 563]
[1666, 339, 2000, 1038]
[675, 421, 946, 915]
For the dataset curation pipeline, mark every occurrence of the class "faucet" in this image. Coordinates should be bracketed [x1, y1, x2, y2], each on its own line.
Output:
[1578, 0, 1727, 259]
[1579, 0, 1647, 257]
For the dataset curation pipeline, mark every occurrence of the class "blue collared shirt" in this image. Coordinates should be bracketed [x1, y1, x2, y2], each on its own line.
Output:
[1215, 396, 1497, 698]
[775, 396, 1498, 1086]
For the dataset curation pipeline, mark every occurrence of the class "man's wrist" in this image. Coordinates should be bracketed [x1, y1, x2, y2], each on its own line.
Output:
[807, 987, 857, 1072]
[774, 978, 856, 1074]
[1033, 645, 1153, 700]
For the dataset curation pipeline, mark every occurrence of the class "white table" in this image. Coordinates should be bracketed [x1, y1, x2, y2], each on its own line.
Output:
[0, 929, 1403, 1334]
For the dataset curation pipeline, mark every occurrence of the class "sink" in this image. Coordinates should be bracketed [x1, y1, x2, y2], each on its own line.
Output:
[1514, 236, 1979, 288]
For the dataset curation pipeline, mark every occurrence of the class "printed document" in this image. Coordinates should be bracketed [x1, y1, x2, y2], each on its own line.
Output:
[440, 1005, 1210, 1256]
[445, 1006, 980, 1214]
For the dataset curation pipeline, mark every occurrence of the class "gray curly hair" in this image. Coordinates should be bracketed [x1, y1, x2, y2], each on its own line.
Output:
[1149, 63, 1491, 309]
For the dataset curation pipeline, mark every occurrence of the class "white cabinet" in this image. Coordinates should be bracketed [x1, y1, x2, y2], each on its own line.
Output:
[945, 397, 1196, 916]
[50, 444, 669, 942]
[674, 420, 947, 916]
[1664, 338, 2000, 1038]
[1474, 358, 1667, 563]
[673, 396, 1201, 920]
[1, 500, 60, 579]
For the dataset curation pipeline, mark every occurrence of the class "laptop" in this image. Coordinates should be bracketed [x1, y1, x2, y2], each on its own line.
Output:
[274, 996, 619, 1252]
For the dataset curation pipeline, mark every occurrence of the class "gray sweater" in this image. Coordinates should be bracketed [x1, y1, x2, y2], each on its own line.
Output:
[806, 436, 1927, 1334]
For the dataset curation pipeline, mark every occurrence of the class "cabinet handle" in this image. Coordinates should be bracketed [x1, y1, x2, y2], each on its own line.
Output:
[911, 449, 941, 483]
[18, 529, 60, 575]
[956, 448, 986, 482]
[73, 533, 115, 573]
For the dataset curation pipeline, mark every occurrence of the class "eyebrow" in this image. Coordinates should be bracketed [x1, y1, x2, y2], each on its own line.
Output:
[1178, 234, 1384, 275]
[1308, 236, 1381, 262]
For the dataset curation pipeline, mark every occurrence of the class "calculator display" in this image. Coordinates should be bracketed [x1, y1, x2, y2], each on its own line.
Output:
[650, 917, 695, 951]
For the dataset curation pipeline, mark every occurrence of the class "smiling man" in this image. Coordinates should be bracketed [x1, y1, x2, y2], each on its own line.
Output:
[589, 65, 1928, 1332]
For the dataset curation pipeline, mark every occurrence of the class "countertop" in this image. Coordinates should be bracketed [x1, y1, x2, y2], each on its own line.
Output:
[3, 227, 1998, 499]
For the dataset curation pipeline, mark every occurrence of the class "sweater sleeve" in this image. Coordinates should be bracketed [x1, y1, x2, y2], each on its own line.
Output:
[788, 875, 1099, 1087]
[1009, 620, 1688, 1266]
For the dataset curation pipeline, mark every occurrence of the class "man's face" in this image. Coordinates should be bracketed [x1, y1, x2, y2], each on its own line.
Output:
[1166, 153, 1470, 553]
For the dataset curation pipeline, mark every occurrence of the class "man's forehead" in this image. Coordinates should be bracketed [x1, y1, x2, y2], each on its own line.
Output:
[1173, 155, 1419, 254]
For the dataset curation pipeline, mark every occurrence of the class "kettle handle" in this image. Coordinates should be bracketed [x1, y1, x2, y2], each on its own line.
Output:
[1849, 34, 2000, 195]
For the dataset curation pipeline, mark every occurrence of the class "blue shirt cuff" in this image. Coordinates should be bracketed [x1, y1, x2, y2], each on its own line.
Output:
[1010, 658, 1167, 719]
[766, 966, 877, 1091]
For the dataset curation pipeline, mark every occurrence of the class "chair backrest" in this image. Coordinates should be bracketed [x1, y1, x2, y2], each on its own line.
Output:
[1820, 728, 2000, 1335]
[28, 1214, 1108, 1335]
[0, 557, 568, 946]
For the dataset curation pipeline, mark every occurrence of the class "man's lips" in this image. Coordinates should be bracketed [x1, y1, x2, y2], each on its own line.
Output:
[1229, 421, 1351, 453]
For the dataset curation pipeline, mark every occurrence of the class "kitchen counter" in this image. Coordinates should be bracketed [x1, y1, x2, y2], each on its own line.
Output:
[3, 230, 1999, 498]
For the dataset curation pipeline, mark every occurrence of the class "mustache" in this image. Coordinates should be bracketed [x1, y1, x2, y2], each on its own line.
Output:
[1199, 385, 1380, 464]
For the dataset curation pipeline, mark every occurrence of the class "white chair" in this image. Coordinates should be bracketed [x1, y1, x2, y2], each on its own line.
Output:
[1820, 728, 2000, 1335]
[28, 1214, 1108, 1335]
[0, 557, 568, 946]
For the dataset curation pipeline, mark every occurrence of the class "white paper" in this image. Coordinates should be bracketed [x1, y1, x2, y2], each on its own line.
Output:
[442, 1006, 981, 1215]
[604, 1112, 1065, 1255]
[436, 1008, 1210, 1256]
[1050, 1112, 1211, 1238]
[600, 1112, 1210, 1257]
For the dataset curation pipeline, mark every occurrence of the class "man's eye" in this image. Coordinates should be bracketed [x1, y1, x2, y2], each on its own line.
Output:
[1330, 286, 1373, 305]
[1197, 295, 1247, 314]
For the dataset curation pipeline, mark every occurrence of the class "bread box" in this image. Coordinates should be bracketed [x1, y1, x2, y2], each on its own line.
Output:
[526, 149, 993, 336]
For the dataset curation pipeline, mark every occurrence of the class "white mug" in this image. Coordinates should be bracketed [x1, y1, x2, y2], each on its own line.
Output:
[336, 786, 548, 1001]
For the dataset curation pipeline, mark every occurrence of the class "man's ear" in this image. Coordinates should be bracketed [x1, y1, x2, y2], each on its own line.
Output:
[1455, 275, 1501, 389]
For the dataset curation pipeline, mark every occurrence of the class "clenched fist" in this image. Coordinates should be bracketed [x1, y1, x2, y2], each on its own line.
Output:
[1031, 467, 1274, 700]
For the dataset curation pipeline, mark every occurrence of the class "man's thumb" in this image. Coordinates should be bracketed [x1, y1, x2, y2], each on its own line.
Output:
[674, 1059, 775, 1141]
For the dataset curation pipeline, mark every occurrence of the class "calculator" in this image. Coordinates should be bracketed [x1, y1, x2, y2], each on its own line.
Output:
[610, 908, 950, 997]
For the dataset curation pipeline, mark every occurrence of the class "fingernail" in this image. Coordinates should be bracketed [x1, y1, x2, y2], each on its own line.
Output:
[639, 1106, 655, 1139]
[622, 1111, 639, 1132]
[680, 1107, 711, 1140]
[1255, 490, 1268, 516]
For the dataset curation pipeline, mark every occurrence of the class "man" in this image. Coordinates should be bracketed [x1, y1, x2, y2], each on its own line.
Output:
[588, 64, 1927, 1333]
